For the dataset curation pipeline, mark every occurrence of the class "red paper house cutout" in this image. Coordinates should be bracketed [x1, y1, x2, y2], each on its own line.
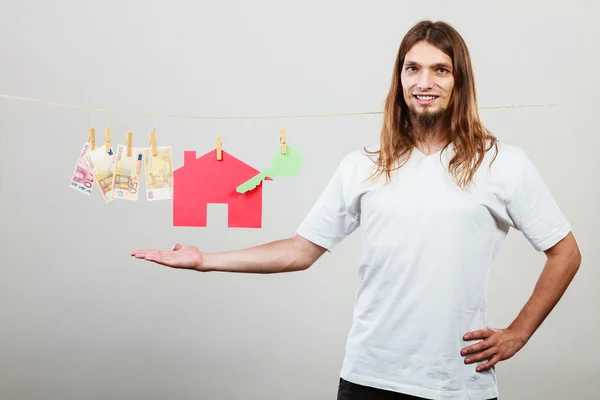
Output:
[173, 149, 271, 228]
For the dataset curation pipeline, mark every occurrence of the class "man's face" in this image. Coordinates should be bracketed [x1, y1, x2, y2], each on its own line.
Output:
[400, 41, 454, 118]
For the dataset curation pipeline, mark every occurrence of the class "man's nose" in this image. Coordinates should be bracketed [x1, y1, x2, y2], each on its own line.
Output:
[417, 71, 433, 90]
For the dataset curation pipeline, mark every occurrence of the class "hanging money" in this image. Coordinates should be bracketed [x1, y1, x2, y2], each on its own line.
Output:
[84, 144, 117, 203]
[143, 146, 173, 201]
[69, 141, 95, 195]
[111, 144, 143, 201]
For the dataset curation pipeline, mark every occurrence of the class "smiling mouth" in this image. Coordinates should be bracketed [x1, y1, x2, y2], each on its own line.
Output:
[413, 95, 438, 105]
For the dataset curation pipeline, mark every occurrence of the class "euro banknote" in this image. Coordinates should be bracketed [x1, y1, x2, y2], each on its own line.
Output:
[142, 146, 173, 201]
[111, 144, 143, 201]
[69, 142, 95, 195]
[84, 144, 117, 203]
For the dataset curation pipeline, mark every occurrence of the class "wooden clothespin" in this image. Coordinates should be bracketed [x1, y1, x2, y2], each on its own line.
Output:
[150, 130, 157, 156]
[126, 132, 132, 157]
[280, 129, 287, 155]
[89, 127, 96, 151]
[216, 136, 222, 160]
[105, 127, 111, 153]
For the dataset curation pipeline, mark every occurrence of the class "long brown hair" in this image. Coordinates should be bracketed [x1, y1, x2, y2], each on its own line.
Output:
[366, 20, 498, 190]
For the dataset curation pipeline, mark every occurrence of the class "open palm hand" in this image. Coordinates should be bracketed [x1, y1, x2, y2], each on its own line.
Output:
[131, 244, 203, 270]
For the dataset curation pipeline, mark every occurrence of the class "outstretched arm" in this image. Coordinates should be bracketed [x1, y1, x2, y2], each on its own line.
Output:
[131, 234, 327, 274]
[461, 232, 582, 372]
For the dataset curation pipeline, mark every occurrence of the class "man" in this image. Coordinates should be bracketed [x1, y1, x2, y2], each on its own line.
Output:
[132, 20, 581, 400]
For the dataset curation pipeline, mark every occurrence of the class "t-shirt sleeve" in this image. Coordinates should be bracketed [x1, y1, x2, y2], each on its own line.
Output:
[295, 153, 362, 252]
[505, 148, 572, 252]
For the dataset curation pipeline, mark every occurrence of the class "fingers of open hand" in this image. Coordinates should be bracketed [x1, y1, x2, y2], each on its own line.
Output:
[131, 250, 155, 259]
[131, 250, 174, 266]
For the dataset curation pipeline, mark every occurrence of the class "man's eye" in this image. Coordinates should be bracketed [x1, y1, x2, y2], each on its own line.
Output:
[406, 66, 416, 71]
[437, 68, 449, 73]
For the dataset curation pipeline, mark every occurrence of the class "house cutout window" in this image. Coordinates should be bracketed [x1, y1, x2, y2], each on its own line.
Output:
[206, 203, 229, 227]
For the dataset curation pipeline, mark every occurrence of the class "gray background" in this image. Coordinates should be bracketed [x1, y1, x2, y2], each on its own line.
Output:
[1, 0, 598, 399]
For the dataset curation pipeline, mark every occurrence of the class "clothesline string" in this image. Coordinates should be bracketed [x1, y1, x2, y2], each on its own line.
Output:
[1, 93, 599, 120]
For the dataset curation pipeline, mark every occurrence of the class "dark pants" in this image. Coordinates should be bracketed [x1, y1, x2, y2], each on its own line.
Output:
[337, 378, 497, 400]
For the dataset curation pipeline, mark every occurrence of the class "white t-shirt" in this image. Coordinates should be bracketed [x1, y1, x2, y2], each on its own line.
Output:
[296, 141, 571, 400]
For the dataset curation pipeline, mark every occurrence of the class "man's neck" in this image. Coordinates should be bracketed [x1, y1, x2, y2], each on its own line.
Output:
[412, 125, 450, 155]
